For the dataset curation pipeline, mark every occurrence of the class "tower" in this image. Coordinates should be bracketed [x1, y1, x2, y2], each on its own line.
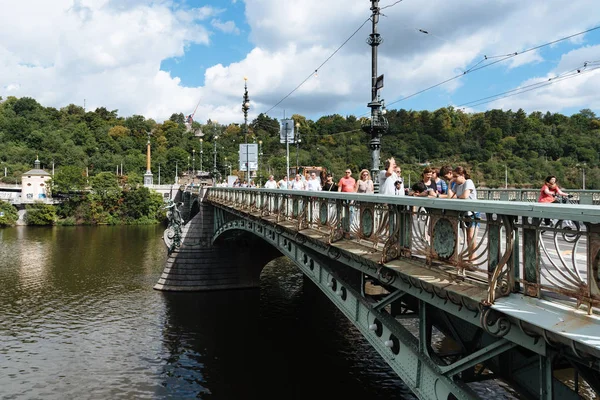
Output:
[144, 132, 154, 186]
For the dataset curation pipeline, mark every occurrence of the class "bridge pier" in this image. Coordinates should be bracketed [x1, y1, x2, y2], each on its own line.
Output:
[155, 198, 280, 291]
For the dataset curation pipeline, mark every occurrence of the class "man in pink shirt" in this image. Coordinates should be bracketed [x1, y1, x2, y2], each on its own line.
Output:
[338, 169, 356, 192]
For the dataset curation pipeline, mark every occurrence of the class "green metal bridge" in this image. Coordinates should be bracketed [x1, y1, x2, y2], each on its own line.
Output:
[156, 187, 600, 400]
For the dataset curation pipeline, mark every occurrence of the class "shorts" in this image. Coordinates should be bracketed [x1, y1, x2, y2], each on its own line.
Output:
[462, 211, 481, 228]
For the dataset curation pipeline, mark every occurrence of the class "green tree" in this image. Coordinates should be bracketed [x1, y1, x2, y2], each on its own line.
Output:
[91, 172, 120, 198]
[52, 165, 88, 193]
[25, 204, 56, 225]
[0, 201, 19, 226]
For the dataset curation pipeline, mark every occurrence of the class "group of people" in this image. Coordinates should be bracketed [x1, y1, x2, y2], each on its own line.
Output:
[261, 160, 478, 202]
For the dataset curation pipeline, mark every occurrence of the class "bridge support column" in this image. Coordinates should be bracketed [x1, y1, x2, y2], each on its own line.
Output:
[155, 200, 280, 291]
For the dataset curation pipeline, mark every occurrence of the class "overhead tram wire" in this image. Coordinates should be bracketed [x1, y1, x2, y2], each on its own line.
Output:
[462, 67, 600, 109]
[374, 25, 600, 113]
[380, 0, 404, 10]
[456, 61, 600, 109]
[262, 17, 372, 116]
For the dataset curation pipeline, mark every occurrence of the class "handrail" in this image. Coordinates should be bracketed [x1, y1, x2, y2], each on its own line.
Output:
[205, 187, 600, 314]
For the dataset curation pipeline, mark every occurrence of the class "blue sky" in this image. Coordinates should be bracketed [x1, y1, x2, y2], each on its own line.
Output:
[0, 0, 599, 123]
[160, 0, 252, 88]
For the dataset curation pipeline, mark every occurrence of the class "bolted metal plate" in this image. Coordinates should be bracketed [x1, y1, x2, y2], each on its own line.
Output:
[362, 207, 374, 237]
[433, 218, 455, 259]
[320, 202, 328, 225]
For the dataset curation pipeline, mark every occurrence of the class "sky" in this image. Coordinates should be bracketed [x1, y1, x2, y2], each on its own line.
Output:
[1, 0, 599, 124]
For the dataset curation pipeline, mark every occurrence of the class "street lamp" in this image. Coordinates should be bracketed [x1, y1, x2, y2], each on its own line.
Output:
[258, 140, 263, 186]
[187, 155, 190, 175]
[225, 157, 232, 176]
[192, 149, 196, 177]
[242, 77, 251, 182]
[361, 0, 388, 192]
[577, 163, 587, 189]
[213, 135, 219, 177]
[199, 138, 203, 173]
[295, 122, 300, 170]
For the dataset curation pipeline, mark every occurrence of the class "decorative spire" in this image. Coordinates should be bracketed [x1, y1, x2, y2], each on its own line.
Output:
[34, 154, 40, 169]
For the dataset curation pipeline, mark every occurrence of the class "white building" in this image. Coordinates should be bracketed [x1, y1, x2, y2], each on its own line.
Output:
[21, 157, 51, 201]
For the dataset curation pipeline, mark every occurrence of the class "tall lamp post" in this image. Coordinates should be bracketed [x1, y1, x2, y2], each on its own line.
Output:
[213, 135, 219, 178]
[295, 122, 301, 170]
[242, 77, 251, 182]
[361, 0, 388, 192]
[258, 140, 263, 186]
[192, 149, 196, 177]
[199, 138, 203, 173]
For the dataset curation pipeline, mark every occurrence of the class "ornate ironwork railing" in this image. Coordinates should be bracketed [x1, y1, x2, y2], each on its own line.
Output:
[477, 189, 600, 205]
[206, 188, 600, 314]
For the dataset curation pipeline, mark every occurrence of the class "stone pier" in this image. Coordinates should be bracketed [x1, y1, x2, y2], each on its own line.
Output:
[154, 198, 280, 291]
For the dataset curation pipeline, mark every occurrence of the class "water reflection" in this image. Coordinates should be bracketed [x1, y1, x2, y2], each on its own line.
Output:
[160, 258, 413, 399]
[1, 227, 412, 399]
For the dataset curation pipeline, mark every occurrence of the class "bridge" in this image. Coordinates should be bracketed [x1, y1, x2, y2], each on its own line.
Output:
[155, 187, 600, 400]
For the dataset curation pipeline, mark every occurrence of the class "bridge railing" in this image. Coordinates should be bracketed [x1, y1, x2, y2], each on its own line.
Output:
[207, 188, 600, 314]
[477, 188, 600, 205]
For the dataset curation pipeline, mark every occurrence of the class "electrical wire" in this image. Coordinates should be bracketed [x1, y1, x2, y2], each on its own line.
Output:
[262, 17, 372, 116]
[380, 0, 404, 11]
[380, 25, 600, 111]
[456, 61, 600, 109]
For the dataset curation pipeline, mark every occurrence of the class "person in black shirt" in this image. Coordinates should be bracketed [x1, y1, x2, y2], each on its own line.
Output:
[322, 174, 338, 191]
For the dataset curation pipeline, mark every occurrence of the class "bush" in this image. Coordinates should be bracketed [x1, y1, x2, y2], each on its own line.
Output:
[56, 216, 76, 226]
[0, 201, 19, 226]
[25, 203, 56, 226]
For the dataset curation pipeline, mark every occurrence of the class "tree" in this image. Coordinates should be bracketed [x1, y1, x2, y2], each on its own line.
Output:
[0, 201, 19, 226]
[52, 165, 87, 193]
[121, 186, 163, 220]
[91, 172, 120, 198]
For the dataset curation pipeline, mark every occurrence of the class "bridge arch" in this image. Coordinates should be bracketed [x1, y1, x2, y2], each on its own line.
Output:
[189, 198, 200, 221]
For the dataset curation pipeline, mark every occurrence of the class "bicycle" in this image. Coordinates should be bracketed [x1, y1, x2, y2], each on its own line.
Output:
[540, 194, 580, 243]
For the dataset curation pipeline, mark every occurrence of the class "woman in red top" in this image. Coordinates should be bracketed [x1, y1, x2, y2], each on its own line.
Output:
[538, 175, 567, 203]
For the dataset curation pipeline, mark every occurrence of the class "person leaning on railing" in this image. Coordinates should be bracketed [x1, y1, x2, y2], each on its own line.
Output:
[447, 166, 479, 263]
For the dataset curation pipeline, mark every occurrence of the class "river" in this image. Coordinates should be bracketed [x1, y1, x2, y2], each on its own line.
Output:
[0, 225, 416, 399]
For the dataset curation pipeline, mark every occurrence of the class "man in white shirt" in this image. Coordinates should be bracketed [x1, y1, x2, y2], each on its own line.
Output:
[291, 174, 305, 190]
[379, 158, 404, 196]
[264, 175, 278, 189]
[306, 173, 321, 191]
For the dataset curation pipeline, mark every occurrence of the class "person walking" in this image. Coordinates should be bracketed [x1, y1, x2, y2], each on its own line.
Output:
[355, 169, 374, 194]
[306, 172, 322, 191]
[277, 175, 289, 189]
[264, 175, 278, 189]
[337, 169, 356, 192]
[322, 174, 338, 192]
[291, 174, 306, 190]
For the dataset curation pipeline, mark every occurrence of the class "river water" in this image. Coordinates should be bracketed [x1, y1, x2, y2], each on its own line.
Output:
[0, 225, 415, 399]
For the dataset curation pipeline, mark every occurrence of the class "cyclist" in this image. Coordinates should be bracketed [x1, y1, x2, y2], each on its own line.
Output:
[538, 175, 568, 203]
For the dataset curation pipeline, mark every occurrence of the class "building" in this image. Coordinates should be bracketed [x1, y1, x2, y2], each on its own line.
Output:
[21, 156, 51, 201]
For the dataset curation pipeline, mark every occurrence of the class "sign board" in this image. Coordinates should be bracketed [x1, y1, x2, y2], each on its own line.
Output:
[238, 161, 258, 171]
[239, 143, 258, 171]
[280, 119, 295, 144]
[375, 74, 384, 90]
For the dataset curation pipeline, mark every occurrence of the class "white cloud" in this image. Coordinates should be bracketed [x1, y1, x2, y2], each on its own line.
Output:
[486, 45, 600, 113]
[211, 19, 240, 35]
[0, 0, 598, 124]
